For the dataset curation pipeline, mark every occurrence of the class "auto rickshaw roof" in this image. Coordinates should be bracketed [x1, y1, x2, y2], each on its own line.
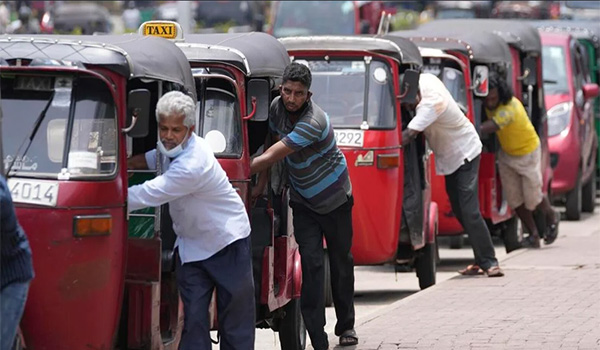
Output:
[177, 32, 290, 78]
[0, 34, 196, 95]
[279, 35, 423, 66]
[529, 20, 599, 48]
[390, 29, 512, 65]
[418, 19, 542, 54]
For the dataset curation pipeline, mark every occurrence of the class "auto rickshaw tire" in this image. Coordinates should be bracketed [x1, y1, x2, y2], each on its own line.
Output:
[323, 250, 333, 307]
[581, 167, 596, 213]
[501, 215, 521, 254]
[415, 241, 436, 290]
[278, 298, 307, 350]
[565, 171, 582, 221]
[449, 235, 464, 249]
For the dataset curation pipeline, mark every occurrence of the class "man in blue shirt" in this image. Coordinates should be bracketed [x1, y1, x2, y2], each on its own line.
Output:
[127, 91, 254, 350]
[1, 175, 34, 350]
[251, 63, 357, 348]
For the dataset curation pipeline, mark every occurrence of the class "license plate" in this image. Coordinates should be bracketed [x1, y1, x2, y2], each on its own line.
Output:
[334, 129, 364, 147]
[7, 179, 59, 207]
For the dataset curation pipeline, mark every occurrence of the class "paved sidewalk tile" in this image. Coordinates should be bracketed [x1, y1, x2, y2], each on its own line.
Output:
[339, 219, 600, 350]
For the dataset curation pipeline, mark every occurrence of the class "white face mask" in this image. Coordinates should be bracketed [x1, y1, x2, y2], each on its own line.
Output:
[157, 129, 190, 158]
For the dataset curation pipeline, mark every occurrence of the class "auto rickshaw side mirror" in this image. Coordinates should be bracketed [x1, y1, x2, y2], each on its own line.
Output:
[521, 56, 537, 86]
[582, 83, 600, 100]
[399, 69, 419, 104]
[124, 89, 151, 138]
[246, 79, 270, 122]
[472, 65, 489, 97]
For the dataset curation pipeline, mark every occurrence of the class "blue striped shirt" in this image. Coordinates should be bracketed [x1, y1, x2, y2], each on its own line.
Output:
[269, 97, 351, 214]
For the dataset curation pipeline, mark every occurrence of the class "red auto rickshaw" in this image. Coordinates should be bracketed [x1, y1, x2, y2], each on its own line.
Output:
[390, 28, 521, 251]
[419, 19, 555, 237]
[269, 1, 385, 37]
[1, 34, 195, 349]
[138, 21, 306, 349]
[281, 35, 439, 290]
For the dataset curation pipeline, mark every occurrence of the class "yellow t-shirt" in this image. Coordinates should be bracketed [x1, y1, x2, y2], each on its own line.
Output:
[486, 97, 540, 156]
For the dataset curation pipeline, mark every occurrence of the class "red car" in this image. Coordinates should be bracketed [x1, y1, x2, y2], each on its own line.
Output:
[540, 31, 599, 220]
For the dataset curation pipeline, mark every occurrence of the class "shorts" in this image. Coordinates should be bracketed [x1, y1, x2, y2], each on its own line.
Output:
[498, 146, 543, 211]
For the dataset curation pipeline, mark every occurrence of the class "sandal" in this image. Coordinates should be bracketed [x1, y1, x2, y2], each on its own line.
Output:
[458, 264, 484, 275]
[485, 265, 504, 277]
[522, 235, 541, 249]
[339, 329, 358, 347]
[544, 212, 560, 245]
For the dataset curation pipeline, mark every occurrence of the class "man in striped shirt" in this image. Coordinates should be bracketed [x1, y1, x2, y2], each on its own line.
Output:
[251, 62, 357, 348]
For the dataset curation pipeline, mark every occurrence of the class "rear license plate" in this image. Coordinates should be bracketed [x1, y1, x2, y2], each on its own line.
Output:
[7, 179, 59, 207]
[334, 129, 364, 147]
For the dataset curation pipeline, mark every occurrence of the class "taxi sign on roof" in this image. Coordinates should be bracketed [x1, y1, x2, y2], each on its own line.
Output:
[139, 21, 183, 40]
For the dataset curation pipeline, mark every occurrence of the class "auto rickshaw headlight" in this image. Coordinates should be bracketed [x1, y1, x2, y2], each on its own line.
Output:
[547, 102, 572, 137]
[73, 215, 112, 237]
[377, 153, 399, 169]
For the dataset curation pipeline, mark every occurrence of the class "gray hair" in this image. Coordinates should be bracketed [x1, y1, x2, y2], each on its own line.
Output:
[155, 91, 196, 127]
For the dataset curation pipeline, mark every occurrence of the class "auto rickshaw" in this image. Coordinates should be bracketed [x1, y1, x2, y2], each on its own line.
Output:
[269, 1, 385, 37]
[1, 33, 195, 349]
[138, 21, 306, 349]
[281, 35, 439, 290]
[390, 28, 521, 251]
[532, 20, 600, 193]
[419, 19, 555, 233]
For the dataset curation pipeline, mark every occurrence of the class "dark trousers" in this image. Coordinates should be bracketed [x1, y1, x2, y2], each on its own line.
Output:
[290, 197, 356, 350]
[445, 156, 499, 270]
[176, 236, 255, 350]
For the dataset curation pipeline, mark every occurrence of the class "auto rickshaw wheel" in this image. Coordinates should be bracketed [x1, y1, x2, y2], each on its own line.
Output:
[323, 250, 333, 307]
[415, 241, 436, 290]
[278, 298, 307, 350]
[565, 171, 582, 220]
[581, 166, 596, 213]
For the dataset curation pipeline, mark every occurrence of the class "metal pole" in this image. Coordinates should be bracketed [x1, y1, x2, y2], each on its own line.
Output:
[177, 1, 192, 35]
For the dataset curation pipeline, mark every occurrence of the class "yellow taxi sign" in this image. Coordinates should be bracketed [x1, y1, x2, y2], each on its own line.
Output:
[138, 21, 183, 40]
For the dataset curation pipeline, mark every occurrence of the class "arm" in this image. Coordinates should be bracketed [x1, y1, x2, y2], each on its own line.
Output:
[250, 140, 294, 175]
[127, 153, 149, 170]
[128, 162, 204, 212]
[480, 120, 500, 135]
[402, 128, 420, 147]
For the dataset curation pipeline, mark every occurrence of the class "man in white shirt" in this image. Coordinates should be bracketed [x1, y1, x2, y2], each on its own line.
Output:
[402, 73, 503, 277]
[127, 91, 255, 349]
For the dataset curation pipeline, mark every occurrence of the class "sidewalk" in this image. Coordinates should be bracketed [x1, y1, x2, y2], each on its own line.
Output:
[333, 215, 600, 350]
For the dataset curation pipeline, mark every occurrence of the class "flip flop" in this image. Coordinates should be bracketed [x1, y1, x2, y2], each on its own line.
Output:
[544, 211, 560, 245]
[458, 264, 484, 276]
[339, 329, 358, 347]
[485, 265, 504, 277]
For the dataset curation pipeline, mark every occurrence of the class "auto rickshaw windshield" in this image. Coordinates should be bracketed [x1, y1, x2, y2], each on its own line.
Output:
[1, 73, 117, 178]
[273, 1, 355, 37]
[194, 76, 242, 157]
[308, 59, 396, 129]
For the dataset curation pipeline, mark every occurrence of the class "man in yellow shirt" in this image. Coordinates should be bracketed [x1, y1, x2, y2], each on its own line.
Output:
[481, 73, 558, 248]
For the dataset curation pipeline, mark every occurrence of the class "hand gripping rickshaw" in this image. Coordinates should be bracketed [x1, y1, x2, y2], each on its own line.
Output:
[1, 33, 195, 349]
[281, 35, 439, 291]
[138, 21, 307, 349]
[390, 28, 520, 252]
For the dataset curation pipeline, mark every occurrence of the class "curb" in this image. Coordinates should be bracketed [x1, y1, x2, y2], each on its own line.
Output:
[325, 243, 536, 347]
